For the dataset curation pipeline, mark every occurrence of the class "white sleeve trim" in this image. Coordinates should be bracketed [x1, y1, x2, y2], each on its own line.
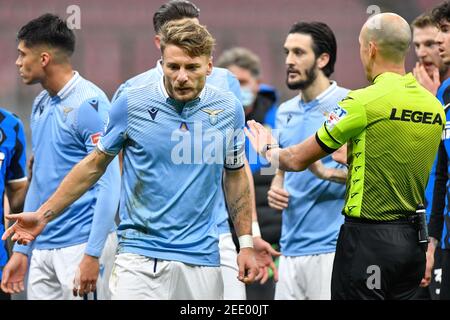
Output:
[97, 141, 118, 157]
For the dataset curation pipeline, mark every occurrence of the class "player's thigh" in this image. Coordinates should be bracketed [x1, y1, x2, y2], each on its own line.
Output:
[275, 255, 304, 300]
[110, 253, 172, 299]
[303, 252, 334, 300]
[170, 261, 223, 300]
[27, 249, 63, 300]
[53, 242, 87, 300]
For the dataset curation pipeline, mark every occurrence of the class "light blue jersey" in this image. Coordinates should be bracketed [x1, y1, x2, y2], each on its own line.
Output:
[276, 82, 348, 256]
[99, 79, 245, 266]
[112, 61, 242, 234]
[14, 72, 121, 257]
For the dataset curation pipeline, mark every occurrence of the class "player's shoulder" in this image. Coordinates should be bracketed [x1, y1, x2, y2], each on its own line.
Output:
[334, 84, 351, 100]
[203, 83, 238, 104]
[0, 107, 22, 125]
[125, 81, 161, 102]
[124, 68, 159, 88]
[278, 95, 300, 113]
[73, 77, 110, 106]
[210, 66, 233, 78]
[439, 77, 450, 108]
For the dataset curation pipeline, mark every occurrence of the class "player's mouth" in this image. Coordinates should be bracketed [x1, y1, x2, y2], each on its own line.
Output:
[175, 87, 192, 94]
[287, 68, 300, 79]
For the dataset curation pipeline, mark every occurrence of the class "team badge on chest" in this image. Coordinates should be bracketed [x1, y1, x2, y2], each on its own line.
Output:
[202, 109, 224, 126]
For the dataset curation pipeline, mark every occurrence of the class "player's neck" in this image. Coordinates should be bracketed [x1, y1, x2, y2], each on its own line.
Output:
[300, 73, 331, 103]
[370, 60, 405, 82]
[42, 64, 74, 97]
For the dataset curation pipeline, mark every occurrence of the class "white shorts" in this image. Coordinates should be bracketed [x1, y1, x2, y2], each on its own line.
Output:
[27, 232, 118, 300]
[275, 252, 335, 300]
[219, 232, 246, 300]
[110, 253, 223, 300]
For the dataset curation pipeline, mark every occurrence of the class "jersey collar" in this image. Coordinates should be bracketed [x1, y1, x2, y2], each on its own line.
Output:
[299, 80, 338, 111]
[156, 59, 163, 76]
[372, 72, 411, 84]
[57, 71, 81, 100]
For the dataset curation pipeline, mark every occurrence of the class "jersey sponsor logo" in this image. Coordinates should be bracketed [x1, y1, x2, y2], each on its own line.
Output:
[90, 132, 101, 145]
[325, 105, 347, 131]
[202, 109, 224, 126]
[0, 152, 4, 169]
[389, 108, 443, 125]
[148, 107, 159, 120]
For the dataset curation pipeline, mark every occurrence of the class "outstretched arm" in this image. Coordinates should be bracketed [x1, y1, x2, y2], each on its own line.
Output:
[2, 148, 115, 244]
[245, 120, 328, 172]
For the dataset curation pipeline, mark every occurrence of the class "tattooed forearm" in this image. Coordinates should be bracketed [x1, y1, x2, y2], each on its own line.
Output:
[43, 210, 57, 220]
[228, 186, 251, 224]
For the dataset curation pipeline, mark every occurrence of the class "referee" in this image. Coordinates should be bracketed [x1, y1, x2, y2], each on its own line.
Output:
[245, 13, 445, 299]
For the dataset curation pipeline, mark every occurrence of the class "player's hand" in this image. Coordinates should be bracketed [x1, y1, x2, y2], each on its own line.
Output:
[237, 247, 259, 284]
[1, 252, 28, 294]
[420, 241, 436, 287]
[244, 120, 278, 158]
[413, 62, 440, 96]
[253, 237, 280, 284]
[268, 174, 289, 210]
[2, 211, 47, 245]
[73, 254, 100, 297]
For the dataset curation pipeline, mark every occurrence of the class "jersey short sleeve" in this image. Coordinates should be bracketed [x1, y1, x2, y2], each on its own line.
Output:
[97, 93, 128, 156]
[316, 95, 367, 153]
[76, 97, 110, 153]
[226, 71, 242, 102]
[225, 97, 245, 170]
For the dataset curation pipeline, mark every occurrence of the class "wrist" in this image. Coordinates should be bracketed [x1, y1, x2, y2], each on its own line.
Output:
[238, 234, 254, 249]
[252, 221, 261, 238]
[261, 144, 279, 159]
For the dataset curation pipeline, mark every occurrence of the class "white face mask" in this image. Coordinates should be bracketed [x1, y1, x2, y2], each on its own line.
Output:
[240, 86, 256, 109]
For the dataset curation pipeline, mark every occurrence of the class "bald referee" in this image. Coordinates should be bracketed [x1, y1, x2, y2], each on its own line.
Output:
[245, 13, 445, 299]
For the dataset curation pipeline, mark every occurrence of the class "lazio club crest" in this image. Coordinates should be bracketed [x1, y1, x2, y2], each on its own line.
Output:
[202, 109, 224, 125]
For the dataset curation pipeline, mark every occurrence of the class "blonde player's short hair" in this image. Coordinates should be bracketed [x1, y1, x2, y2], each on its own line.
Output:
[159, 19, 215, 58]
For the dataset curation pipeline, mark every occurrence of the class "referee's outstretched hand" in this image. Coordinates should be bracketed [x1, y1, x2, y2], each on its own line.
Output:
[2, 211, 46, 245]
[244, 120, 278, 158]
